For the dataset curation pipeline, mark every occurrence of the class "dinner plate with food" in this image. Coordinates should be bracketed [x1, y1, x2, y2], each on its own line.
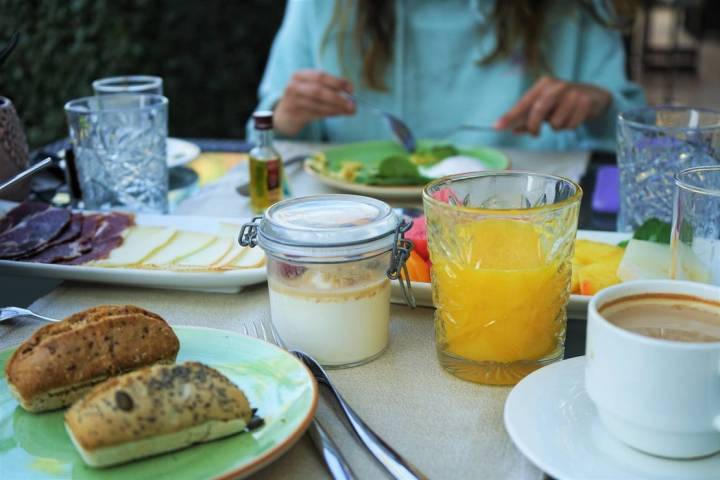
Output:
[0, 201, 267, 293]
[305, 140, 510, 199]
[391, 216, 707, 317]
[0, 305, 317, 479]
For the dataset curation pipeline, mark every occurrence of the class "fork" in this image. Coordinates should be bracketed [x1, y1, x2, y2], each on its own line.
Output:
[243, 319, 428, 480]
[0, 306, 59, 324]
[241, 320, 356, 480]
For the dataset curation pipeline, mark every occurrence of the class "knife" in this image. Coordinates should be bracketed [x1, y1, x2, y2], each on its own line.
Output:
[292, 350, 429, 480]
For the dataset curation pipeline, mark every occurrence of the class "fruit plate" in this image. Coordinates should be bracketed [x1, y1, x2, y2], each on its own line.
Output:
[0, 209, 267, 294]
[304, 140, 510, 199]
[391, 229, 630, 318]
[0, 326, 318, 480]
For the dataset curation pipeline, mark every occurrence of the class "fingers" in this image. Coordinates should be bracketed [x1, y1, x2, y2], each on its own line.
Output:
[525, 80, 567, 135]
[566, 95, 593, 129]
[293, 70, 353, 94]
[499, 77, 613, 135]
[549, 90, 578, 130]
[290, 81, 355, 115]
[495, 77, 551, 130]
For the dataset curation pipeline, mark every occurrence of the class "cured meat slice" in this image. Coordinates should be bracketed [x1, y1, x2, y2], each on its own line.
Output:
[94, 212, 135, 241]
[22, 214, 88, 263]
[63, 213, 133, 265]
[0, 202, 50, 234]
[0, 209, 71, 259]
[45, 213, 83, 247]
[65, 237, 123, 265]
[23, 237, 90, 263]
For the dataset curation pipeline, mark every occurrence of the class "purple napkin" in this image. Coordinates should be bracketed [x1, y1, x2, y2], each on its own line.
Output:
[592, 166, 619, 213]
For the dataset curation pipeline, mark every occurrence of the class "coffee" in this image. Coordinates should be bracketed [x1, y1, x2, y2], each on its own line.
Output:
[600, 293, 720, 343]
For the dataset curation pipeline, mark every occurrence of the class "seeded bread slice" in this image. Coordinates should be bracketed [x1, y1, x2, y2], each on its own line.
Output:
[65, 361, 252, 467]
[5, 305, 179, 412]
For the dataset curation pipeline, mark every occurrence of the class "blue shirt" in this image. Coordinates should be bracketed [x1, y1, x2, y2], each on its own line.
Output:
[251, 0, 645, 151]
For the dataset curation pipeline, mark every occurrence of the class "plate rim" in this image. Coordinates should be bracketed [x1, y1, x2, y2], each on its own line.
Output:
[503, 356, 587, 480]
[503, 356, 720, 480]
[0, 325, 319, 480]
[167, 137, 201, 168]
[0, 209, 268, 292]
[304, 140, 511, 197]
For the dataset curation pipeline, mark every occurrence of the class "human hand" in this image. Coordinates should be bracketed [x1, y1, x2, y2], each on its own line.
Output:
[274, 70, 356, 136]
[495, 76, 612, 136]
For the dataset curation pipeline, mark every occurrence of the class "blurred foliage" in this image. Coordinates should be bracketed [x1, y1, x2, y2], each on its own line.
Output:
[0, 0, 285, 148]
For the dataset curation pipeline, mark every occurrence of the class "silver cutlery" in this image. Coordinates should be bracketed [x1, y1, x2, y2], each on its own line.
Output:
[341, 92, 417, 153]
[0, 306, 59, 324]
[0, 157, 54, 194]
[292, 350, 428, 480]
[241, 319, 356, 480]
[235, 154, 307, 197]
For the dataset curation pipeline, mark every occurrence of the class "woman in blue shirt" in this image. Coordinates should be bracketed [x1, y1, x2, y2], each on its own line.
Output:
[252, 0, 645, 151]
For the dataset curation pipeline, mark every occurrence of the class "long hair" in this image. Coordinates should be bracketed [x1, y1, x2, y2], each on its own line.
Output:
[326, 0, 637, 91]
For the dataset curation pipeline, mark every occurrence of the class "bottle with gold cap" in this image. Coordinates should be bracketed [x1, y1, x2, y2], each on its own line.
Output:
[249, 110, 284, 213]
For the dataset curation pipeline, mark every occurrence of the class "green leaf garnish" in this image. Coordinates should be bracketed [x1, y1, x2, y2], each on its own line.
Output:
[366, 155, 431, 185]
[627, 218, 672, 245]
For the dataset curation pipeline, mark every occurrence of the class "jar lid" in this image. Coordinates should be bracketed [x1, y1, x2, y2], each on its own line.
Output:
[256, 194, 400, 261]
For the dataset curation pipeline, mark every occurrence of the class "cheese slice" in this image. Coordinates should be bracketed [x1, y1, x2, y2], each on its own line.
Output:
[217, 223, 243, 239]
[94, 226, 177, 267]
[142, 231, 216, 266]
[176, 237, 233, 269]
[231, 245, 266, 268]
[213, 242, 246, 267]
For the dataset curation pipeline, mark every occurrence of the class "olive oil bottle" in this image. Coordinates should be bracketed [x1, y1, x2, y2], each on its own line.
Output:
[249, 111, 283, 213]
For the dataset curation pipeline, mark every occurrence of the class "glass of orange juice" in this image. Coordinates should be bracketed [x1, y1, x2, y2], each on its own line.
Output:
[423, 171, 582, 385]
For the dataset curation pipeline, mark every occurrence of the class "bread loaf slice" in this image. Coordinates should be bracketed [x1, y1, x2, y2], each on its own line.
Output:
[65, 361, 253, 467]
[5, 305, 179, 412]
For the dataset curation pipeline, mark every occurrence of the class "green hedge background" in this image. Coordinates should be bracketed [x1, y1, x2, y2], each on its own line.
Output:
[0, 0, 285, 149]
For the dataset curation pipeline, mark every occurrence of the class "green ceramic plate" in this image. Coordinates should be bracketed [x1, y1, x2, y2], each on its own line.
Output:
[305, 139, 510, 199]
[0, 326, 318, 480]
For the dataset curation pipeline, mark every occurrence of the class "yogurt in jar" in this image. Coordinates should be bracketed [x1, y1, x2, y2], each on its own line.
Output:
[269, 276, 390, 366]
[239, 194, 412, 368]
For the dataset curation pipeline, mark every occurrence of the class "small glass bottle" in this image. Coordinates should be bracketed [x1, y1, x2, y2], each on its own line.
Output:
[249, 111, 283, 213]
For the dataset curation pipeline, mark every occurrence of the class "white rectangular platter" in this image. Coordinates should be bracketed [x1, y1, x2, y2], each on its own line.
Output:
[391, 229, 631, 319]
[0, 211, 267, 293]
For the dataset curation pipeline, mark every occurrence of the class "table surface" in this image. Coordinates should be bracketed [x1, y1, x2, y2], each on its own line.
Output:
[0, 140, 601, 479]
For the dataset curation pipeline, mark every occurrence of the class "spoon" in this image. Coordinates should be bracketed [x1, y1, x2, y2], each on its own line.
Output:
[341, 92, 417, 153]
[0, 307, 59, 324]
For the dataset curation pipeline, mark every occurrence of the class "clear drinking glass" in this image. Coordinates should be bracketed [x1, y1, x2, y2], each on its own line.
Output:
[671, 166, 720, 285]
[92, 75, 163, 95]
[617, 106, 720, 232]
[423, 171, 582, 385]
[64, 94, 169, 213]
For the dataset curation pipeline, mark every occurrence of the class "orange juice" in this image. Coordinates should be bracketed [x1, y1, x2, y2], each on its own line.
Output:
[431, 218, 571, 384]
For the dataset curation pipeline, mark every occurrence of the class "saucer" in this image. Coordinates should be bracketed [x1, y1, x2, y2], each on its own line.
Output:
[504, 356, 720, 480]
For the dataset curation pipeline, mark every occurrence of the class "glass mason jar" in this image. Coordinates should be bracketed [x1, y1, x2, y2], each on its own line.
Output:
[423, 171, 582, 385]
[240, 194, 413, 368]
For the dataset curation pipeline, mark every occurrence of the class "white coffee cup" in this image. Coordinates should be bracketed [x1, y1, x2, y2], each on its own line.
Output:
[586, 279, 720, 459]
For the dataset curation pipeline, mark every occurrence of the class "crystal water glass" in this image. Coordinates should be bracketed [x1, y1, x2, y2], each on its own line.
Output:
[423, 171, 581, 385]
[671, 166, 720, 285]
[92, 75, 163, 95]
[64, 94, 169, 214]
[617, 106, 720, 232]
